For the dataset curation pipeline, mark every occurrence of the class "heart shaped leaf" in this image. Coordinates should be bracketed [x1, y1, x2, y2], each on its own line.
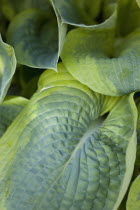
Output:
[0, 63, 137, 210]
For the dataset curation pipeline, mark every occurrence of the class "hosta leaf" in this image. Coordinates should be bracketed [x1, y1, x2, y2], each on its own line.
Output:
[1, 0, 25, 20]
[0, 63, 137, 210]
[137, 99, 140, 143]
[133, 100, 140, 177]
[51, 0, 102, 26]
[24, 0, 51, 12]
[0, 96, 28, 138]
[117, 0, 140, 36]
[1, 0, 52, 20]
[103, 0, 117, 20]
[0, 36, 16, 103]
[126, 175, 140, 210]
[75, 0, 102, 21]
[61, 24, 140, 96]
[7, 8, 66, 70]
[50, 0, 67, 57]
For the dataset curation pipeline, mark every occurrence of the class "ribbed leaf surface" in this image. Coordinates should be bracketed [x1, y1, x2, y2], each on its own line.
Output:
[0, 96, 28, 138]
[0, 64, 137, 210]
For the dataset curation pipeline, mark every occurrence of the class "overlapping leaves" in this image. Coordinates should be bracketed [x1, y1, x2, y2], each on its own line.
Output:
[61, 0, 140, 96]
[0, 0, 66, 70]
[0, 63, 137, 209]
[125, 99, 140, 210]
[0, 0, 140, 210]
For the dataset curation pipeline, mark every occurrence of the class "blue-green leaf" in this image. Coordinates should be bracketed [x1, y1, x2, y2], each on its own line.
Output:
[51, 0, 101, 26]
[7, 9, 66, 70]
[0, 96, 28, 138]
[0, 63, 136, 210]
[0, 36, 16, 103]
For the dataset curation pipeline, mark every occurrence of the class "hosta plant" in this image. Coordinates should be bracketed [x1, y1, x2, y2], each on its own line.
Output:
[0, 0, 140, 209]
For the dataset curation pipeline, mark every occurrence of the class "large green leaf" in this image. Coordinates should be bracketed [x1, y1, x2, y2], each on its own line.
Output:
[0, 63, 137, 209]
[0, 96, 28, 138]
[7, 8, 66, 70]
[126, 175, 140, 210]
[0, 36, 16, 103]
[61, 23, 140, 96]
[118, 96, 140, 210]
[51, 0, 102, 26]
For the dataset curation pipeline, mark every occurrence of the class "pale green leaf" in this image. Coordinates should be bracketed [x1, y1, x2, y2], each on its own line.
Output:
[7, 9, 66, 70]
[61, 24, 140, 96]
[0, 96, 28, 138]
[0, 36, 16, 103]
[0, 63, 137, 210]
[137, 0, 140, 7]
[126, 175, 140, 210]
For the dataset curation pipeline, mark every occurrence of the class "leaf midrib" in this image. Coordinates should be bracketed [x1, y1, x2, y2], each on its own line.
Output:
[38, 115, 105, 200]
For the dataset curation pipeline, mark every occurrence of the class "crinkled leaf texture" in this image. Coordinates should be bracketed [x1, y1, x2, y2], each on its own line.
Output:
[126, 175, 140, 210]
[61, 21, 140, 96]
[0, 96, 28, 138]
[6, 7, 66, 70]
[0, 63, 137, 210]
[0, 36, 16, 103]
